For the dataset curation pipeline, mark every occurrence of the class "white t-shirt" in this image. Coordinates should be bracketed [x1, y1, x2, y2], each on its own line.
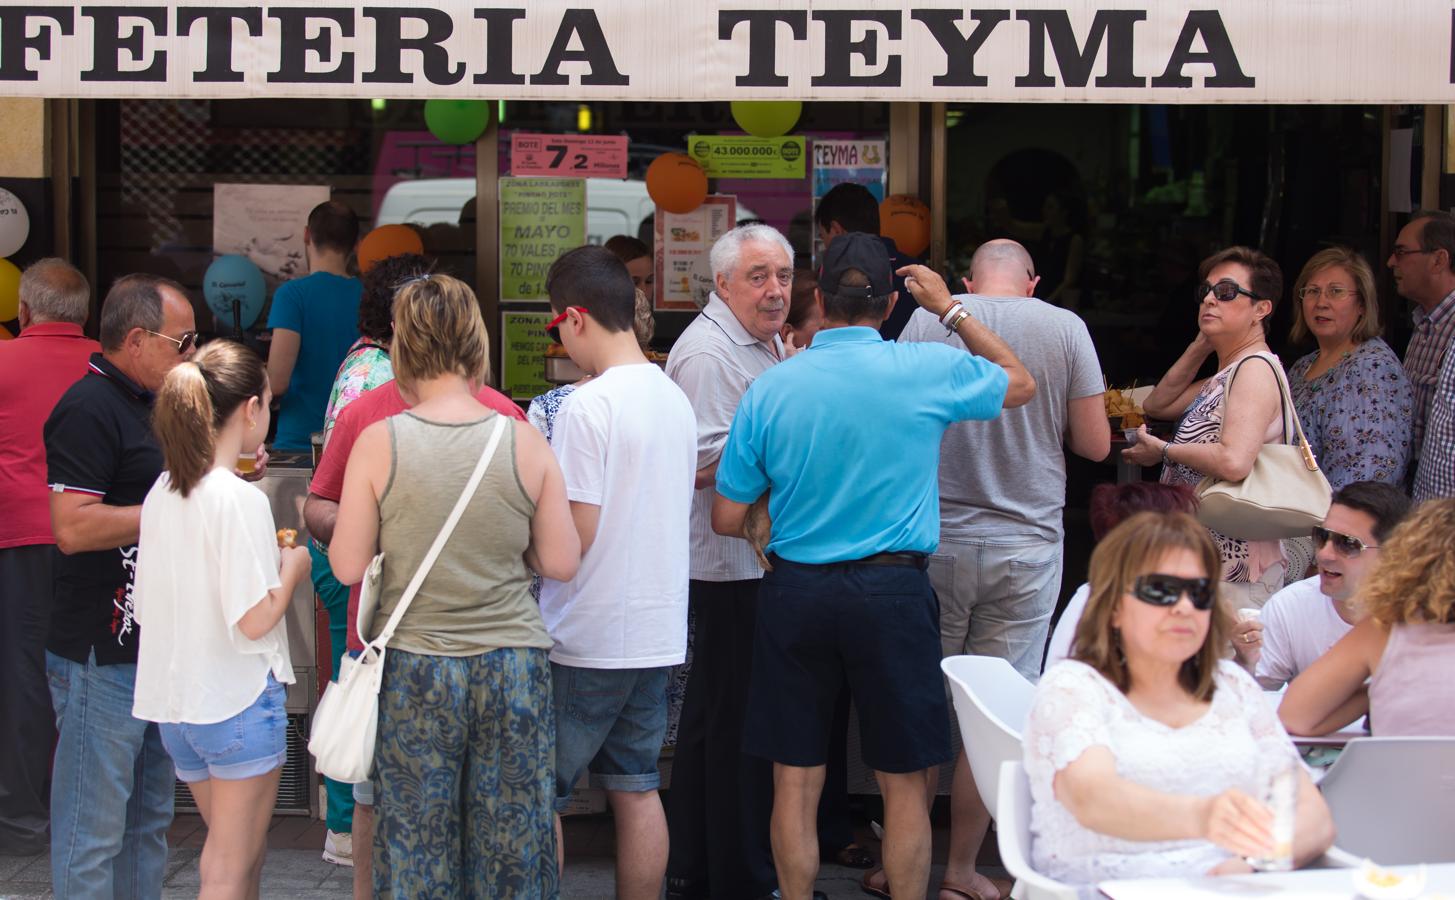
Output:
[132, 468, 294, 725]
[540, 363, 697, 668]
[1255, 575, 1354, 690]
[1043, 583, 1091, 672]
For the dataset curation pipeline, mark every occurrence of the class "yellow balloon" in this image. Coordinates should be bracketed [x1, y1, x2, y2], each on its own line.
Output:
[0, 258, 19, 321]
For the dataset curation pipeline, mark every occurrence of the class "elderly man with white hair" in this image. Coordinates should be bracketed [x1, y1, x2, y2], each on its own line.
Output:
[663, 223, 798, 900]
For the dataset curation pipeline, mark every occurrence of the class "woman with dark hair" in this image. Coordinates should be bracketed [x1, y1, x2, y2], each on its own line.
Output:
[1026, 512, 1333, 889]
[134, 340, 311, 898]
[1123, 246, 1292, 610]
[321, 252, 433, 440]
[1043, 482, 1198, 669]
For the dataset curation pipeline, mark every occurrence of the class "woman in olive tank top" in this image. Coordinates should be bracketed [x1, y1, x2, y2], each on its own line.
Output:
[331, 275, 580, 898]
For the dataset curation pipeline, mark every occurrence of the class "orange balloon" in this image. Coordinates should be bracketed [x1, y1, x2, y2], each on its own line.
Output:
[879, 194, 930, 258]
[646, 153, 708, 215]
[357, 224, 424, 274]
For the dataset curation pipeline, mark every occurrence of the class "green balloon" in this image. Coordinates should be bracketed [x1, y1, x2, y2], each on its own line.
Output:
[424, 99, 492, 145]
[731, 101, 802, 139]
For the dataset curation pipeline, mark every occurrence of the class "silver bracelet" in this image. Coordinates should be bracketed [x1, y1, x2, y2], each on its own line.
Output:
[945, 307, 972, 333]
[939, 302, 965, 331]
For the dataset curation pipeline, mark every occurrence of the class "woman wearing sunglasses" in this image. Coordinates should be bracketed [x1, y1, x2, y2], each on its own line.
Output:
[1279, 498, 1455, 738]
[1284, 248, 1413, 491]
[1123, 246, 1290, 609]
[1025, 511, 1333, 889]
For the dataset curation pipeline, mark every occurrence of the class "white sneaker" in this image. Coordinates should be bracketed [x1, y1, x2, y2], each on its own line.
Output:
[322, 829, 354, 867]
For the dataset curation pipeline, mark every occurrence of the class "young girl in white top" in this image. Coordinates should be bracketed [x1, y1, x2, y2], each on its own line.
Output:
[132, 340, 311, 898]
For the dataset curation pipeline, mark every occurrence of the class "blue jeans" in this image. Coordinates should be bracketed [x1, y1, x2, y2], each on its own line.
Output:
[46, 650, 174, 900]
[161, 675, 288, 782]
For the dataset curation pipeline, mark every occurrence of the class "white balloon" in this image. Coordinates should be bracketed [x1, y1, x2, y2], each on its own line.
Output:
[0, 189, 29, 258]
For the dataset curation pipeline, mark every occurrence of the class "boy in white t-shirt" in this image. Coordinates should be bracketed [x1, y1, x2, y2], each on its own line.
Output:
[1249, 482, 1412, 689]
[539, 245, 696, 900]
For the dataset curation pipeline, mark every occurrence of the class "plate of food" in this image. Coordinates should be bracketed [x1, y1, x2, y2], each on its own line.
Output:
[1353, 860, 1427, 900]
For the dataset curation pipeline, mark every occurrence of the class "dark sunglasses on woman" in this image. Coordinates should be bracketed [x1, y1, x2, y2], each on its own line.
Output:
[1131, 574, 1216, 610]
[1195, 279, 1261, 303]
[1311, 525, 1378, 557]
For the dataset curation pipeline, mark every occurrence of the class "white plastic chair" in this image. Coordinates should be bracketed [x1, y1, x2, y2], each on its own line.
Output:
[941, 655, 1036, 819]
[1317, 736, 1455, 865]
[996, 761, 1079, 900]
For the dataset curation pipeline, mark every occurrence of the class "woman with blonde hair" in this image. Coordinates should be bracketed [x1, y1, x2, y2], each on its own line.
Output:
[1285, 247, 1412, 489]
[1280, 498, 1455, 737]
[329, 274, 580, 897]
[1025, 512, 1333, 889]
[133, 340, 311, 899]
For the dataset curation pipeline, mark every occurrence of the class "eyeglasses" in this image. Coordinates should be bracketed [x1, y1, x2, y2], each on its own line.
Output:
[1297, 284, 1357, 302]
[1196, 279, 1262, 303]
[1389, 247, 1434, 259]
[145, 329, 198, 354]
[1312, 525, 1379, 557]
[545, 306, 588, 343]
[1131, 574, 1216, 610]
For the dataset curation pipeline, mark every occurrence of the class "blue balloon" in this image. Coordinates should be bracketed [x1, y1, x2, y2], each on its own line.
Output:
[203, 254, 266, 332]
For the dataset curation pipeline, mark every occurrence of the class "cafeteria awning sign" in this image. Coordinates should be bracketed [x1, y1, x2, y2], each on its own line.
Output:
[0, 2, 1452, 103]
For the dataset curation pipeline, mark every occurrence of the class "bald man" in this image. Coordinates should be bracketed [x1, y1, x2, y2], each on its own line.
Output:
[895, 239, 1109, 900]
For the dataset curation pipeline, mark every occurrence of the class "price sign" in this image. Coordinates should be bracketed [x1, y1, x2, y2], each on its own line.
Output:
[687, 136, 806, 179]
[511, 133, 629, 179]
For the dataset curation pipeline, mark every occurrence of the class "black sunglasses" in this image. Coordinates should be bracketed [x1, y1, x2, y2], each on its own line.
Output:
[1312, 525, 1378, 557]
[1131, 574, 1216, 610]
[1195, 279, 1262, 303]
[145, 329, 198, 355]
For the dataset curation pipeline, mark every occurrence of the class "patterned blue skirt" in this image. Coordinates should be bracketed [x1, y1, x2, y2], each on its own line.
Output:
[372, 647, 559, 899]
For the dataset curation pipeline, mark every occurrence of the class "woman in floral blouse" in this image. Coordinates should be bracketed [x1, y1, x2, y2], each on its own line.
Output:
[321, 253, 433, 443]
[1286, 248, 1412, 490]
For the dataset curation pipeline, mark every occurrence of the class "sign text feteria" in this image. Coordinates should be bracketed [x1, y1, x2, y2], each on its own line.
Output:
[0, 5, 1262, 90]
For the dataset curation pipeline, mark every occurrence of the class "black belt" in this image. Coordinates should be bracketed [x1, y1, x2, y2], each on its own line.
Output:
[770, 552, 928, 570]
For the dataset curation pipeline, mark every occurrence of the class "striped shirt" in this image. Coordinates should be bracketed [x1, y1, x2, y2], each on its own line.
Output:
[1403, 288, 1455, 455]
[665, 293, 784, 582]
[1413, 343, 1455, 501]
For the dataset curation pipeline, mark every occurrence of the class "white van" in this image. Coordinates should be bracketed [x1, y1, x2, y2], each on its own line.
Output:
[375, 177, 755, 246]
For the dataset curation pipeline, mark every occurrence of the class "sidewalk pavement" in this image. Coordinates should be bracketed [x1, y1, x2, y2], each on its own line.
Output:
[0, 815, 955, 898]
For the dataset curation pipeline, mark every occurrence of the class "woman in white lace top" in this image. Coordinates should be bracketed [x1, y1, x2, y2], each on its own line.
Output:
[1024, 512, 1333, 891]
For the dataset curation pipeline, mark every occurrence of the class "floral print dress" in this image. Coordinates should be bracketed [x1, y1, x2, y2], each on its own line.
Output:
[322, 339, 393, 435]
[1160, 352, 1287, 584]
[1287, 338, 1413, 490]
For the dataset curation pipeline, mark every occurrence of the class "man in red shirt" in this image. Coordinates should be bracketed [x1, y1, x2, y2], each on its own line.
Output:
[0, 259, 99, 855]
[303, 377, 524, 897]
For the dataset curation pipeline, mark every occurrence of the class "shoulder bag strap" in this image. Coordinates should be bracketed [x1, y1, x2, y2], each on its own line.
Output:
[1222, 353, 1321, 472]
[370, 415, 509, 648]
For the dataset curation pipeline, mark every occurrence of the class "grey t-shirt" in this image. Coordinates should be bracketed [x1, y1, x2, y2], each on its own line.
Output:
[898, 297, 1103, 541]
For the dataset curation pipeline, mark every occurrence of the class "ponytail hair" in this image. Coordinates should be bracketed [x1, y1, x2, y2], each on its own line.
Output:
[153, 340, 267, 497]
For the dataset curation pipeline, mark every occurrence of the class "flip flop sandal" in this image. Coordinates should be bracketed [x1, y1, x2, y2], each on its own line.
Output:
[939, 879, 1014, 900]
[824, 843, 876, 868]
[860, 869, 891, 900]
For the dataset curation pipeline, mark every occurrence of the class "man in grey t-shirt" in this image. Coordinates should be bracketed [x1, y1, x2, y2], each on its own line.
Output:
[898, 238, 1108, 900]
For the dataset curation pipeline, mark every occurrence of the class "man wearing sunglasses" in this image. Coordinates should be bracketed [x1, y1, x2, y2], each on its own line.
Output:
[1242, 482, 1411, 690]
[41, 274, 196, 897]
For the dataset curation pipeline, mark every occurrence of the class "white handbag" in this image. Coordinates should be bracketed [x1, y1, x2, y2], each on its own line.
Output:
[308, 416, 508, 784]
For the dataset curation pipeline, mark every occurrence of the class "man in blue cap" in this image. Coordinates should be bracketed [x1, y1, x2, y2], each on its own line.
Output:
[712, 233, 1035, 900]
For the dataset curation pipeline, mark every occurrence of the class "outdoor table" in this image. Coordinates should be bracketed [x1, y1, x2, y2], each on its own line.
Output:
[1099, 862, 1455, 898]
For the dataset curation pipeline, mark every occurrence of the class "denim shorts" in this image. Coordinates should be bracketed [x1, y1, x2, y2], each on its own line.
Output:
[552, 663, 669, 809]
[160, 674, 288, 782]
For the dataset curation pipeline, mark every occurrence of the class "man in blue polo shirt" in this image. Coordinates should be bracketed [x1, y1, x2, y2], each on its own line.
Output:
[712, 234, 1035, 900]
